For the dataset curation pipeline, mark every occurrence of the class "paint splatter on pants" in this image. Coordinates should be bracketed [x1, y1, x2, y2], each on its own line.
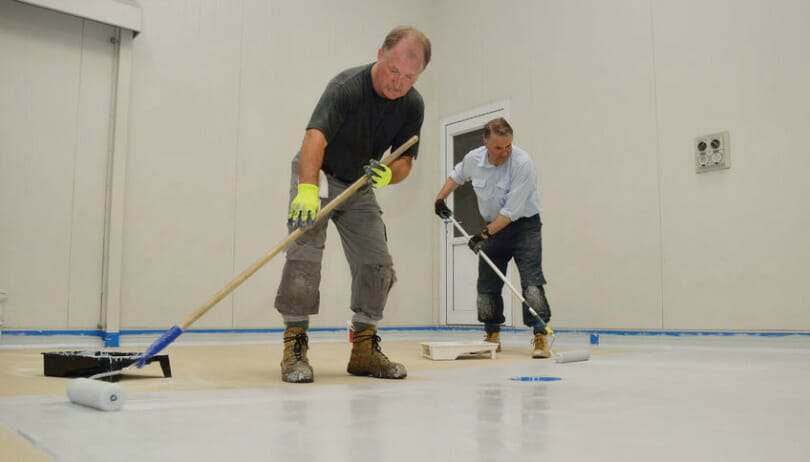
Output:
[274, 154, 396, 326]
[476, 214, 551, 328]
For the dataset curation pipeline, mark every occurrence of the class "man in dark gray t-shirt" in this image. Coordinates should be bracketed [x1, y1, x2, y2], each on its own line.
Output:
[309, 63, 424, 183]
[274, 26, 431, 384]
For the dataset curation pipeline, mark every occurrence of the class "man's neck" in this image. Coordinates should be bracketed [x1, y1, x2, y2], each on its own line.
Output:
[369, 62, 384, 98]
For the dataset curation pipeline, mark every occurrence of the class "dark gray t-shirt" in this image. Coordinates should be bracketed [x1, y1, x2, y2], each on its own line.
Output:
[306, 63, 424, 183]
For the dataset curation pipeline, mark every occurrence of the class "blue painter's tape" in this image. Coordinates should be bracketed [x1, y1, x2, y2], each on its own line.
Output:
[104, 332, 120, 348]
[3, 326, 810, 339]
[121, 327, 285, 336]
[546, 329, 810, 338]
[2, 329, 105, 337]
[133, 328, 800, 338]
[120, 325, 485, 336]
[511, 376, 562, 382]
[135, 325, 183, 368]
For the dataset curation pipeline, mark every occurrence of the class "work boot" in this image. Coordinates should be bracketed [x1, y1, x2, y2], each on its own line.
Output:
[532, 332, 551, 359]
[280, 327, 314, 383]
[484, 331, 502, 352]
[347, 326, 407, 379]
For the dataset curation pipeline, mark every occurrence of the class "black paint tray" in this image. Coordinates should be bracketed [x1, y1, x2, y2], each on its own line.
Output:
[42, 351, 172, 382]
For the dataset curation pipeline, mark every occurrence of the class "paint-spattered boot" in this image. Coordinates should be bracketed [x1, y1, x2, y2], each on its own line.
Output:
[484, 331, 502, 352]
[280, 327, 314, 383]
[347, 327, 407, 379]
[532, 333, 551, 359]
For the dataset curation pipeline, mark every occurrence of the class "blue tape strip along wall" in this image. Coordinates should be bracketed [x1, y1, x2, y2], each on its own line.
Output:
[4, 326, 809, 348]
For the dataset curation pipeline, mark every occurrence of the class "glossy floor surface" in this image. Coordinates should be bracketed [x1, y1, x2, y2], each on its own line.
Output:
[1, 331, 809, 461]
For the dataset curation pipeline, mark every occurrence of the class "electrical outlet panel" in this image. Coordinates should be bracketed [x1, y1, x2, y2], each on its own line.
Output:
[695, 131, 730, 173]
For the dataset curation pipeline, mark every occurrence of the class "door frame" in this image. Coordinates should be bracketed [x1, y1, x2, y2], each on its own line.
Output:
[438, 100, 511, 326]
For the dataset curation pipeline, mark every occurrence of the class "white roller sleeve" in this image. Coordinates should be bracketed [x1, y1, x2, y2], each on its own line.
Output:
[67, 378, 125, 411]
[553, 350, 591, 364]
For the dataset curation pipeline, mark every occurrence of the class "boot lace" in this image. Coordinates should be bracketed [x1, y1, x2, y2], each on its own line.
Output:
[284, 333, 309, 360]
[354, 333, 390, 360]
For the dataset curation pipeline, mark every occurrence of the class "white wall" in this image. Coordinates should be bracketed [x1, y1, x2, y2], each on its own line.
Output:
[0, 0, 116, 329]
[430, 0, 810, 330]
[4, 0, 808, 332]
[121, 0, 435, 329]
[654, 0, 810, 329]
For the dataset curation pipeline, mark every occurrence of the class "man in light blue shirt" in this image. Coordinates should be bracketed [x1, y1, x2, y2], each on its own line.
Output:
[434, 117, 552, 358]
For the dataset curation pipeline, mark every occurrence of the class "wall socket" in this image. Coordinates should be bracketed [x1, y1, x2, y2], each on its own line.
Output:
[695, 131, 730, 173]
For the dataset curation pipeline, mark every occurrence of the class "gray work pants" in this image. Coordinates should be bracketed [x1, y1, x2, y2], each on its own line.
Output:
[274, 154, 396, 325]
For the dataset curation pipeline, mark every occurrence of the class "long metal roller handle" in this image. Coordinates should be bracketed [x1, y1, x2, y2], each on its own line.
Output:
[446, 215, 551, 335]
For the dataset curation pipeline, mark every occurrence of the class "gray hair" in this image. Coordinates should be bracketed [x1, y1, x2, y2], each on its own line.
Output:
[382, 26, 432, 68]
[483, 118, 513, 139]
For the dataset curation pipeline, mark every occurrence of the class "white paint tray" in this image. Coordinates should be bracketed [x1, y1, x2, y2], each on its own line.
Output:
[420, 341, 498, 361]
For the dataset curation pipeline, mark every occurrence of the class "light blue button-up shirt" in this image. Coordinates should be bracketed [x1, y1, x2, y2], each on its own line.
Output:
[449, 144, 541, 223]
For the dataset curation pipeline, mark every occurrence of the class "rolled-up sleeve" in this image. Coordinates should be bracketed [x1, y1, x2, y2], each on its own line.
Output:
[499, 161, 537, 221]
[449, 159, 468, 185]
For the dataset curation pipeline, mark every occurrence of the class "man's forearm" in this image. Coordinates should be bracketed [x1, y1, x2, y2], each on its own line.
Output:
[435, 178, 459, 200]
[389, 156, 413, 184]
[298, 129, 327, 185]
[486, 215, 512, 235]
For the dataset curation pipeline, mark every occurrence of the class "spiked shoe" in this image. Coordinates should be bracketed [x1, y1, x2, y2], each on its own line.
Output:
[347, 327, 407, 379]
[280, 327, 314, 383]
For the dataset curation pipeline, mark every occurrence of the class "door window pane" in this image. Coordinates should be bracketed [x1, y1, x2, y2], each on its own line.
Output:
[452, 129, 487, 238]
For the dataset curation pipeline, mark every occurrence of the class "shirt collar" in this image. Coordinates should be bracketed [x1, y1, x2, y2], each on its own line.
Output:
[477, 148, 496, 169]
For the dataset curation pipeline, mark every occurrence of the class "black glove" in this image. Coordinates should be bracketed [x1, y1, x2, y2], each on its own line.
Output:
[467, 227, 491, 253]
[434, 199, 453, 219]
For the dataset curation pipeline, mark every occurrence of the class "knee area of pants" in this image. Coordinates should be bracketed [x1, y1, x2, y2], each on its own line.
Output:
[281, 261, 320, 299]
[523, 285, 544, 306]
[359, 264, 396, 290]
[523, 285, 551, 321]
[477, 293, 503, 319]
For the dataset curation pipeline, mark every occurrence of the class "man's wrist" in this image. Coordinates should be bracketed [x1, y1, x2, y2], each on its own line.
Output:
[297, 183, 319, 193]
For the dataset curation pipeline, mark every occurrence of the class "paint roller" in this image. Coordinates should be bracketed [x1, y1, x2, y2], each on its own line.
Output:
[67, 136, 419, 411]
[553, 350, 590, 363]
[444, 215, 590, 363]
[67, 378, 125, 411]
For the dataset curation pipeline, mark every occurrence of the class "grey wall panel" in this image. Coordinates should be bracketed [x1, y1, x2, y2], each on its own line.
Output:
[653, 0, 810, 330]
[431, 0, 662, 329]
[431, 0, 810, 330]
[10, 0, 806, 332]
[16, 0, 142, 33]
[0, 0, 114, 329]
[67, 20, 116, 328]
[123, 0, 434, 330]
[122, 0, 244, 329]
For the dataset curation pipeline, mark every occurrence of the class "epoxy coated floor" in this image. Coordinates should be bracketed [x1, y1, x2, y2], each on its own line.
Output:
[1, 331, 809, 461]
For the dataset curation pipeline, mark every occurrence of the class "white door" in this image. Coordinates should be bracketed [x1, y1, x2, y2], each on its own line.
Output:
[440, 102, 512, 326]
[0, 0, 116, 329]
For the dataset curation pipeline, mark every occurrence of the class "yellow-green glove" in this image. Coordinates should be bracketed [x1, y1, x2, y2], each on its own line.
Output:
[288, 183, 320, 229]
[363, 159, 392, 189]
